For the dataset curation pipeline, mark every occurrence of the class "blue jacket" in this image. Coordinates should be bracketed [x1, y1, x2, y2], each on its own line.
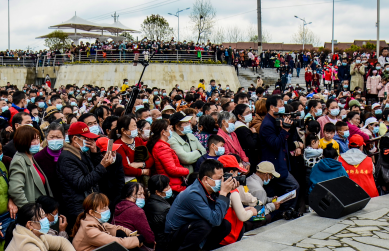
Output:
[259, 114, 290, 178]
[309, 158, 348, 193]
[333, 134, 349, 154]
[338, 65, 351, 82]
[165, 179, 230, 233]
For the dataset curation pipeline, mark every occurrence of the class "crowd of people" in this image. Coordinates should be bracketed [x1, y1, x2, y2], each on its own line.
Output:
[0, 47, 388, 251]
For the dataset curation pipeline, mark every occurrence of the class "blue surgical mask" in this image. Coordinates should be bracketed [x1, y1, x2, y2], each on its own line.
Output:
[38, 102, 45, 108]
[76, 138, 90, 152]
[135, 105, 144, 111]
[343, 130, 350, 138]
[163, 93, 167, 96]
[341, 115, 347, 120]
[89, 125, 100, 135]
[244, 113, 253, 123]
[215, 146, 225, 156]
[82, 90, 86, 94]
[300, 110, 305, 118]
[181, 125, 192, 134]
[2, 106, 9, 112]
[207, 177, 221, 192]
[48, 139, 64, 151]
[30, 97, 35, 103]
[153, 91, 159, 95]
[65, 135, 70, 143]
[69, 91, 74, 95]
[56, 104, 63, 110]
[29, 144, 40, 154]
[342, 62, 347, 66]
[35, 217, 50, 234]
[278, 107, 285, 114]
[143, 99, 148, 103]
[88, 97, 92, 102]
[145, 117, 153, 125]
[315, 109, 323, 117]
[343, 85, 348, 89]
[375, 109, 382, 114]
[49, 213, 58, 226]
[330, 109, 340, 117]
[164, 188, 173, 199]
[155, 101, 161, 105]
[263, 178, 271, 185]
[356, 60, 361, 64]
[71, 102, 77, 106]
[95, 209, 111, 223]
[126, 129, 138, 138]
[166, 130, 172, 140]
[0, 153, 3, 161]
[214, 98, 219, 101]
[135, 198, 145, 208]
[226, 123, 235, 133]
[376, 66, 381, 70]
[373, 127, 379, 134]
[197, 111, 203, 117]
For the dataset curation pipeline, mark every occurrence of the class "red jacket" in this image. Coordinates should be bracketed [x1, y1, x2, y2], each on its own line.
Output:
[305, 71, 312, 82]
[115, 137, 154, 177]
[152, 140, 189, 192]
[9, 107, 30, 126]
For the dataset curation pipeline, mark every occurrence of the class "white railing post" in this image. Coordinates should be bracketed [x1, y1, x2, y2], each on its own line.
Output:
[78, 51, 81, 62]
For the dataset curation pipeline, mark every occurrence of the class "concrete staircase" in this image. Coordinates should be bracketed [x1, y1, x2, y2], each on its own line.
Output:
[238, 67, 307, 93]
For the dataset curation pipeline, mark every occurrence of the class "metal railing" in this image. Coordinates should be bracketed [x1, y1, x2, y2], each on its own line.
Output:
[0, 56, 36, 67]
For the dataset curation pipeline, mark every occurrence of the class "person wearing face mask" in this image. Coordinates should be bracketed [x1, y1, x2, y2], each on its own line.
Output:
[350, 56, 365, 90]
[232, 104, 259, 174]
[71, 193, 142, 251]
[36, 195, 69, 239]
[333, 121, 350, 154]
[110, 116, 154, 182]
[304, 99, 323, 123]
[34, 123, 65, 202]
[1, 91, 30, 127]
[217, 111, 250, 170]
[57, 122, 112, 234]
[195, 135, 225, 172]
[144, 175, 172, 251]
[95, 137, 125, 213]
[8, 125, 53, 209]
[4, 202, 75, 251]
[168, 111, 206, 174]
[136, 119, 151, 143]
[147, 119, 189, 193]
[317, 99, 341, 138]
[113, 182, 155, 249]
[366, 62, 382, 103]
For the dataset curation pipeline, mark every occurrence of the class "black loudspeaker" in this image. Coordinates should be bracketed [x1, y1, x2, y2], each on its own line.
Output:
[93, 241, 128, 251]
[309, 176, 371, 219]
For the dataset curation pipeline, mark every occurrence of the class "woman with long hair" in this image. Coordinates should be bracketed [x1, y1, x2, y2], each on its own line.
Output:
[71, 193, 142, 251]
[147, 119, 189, 193]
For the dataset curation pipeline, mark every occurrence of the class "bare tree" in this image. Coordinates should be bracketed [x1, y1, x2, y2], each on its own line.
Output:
[292, 24, 321, 46]
[190, 0, 216, 43]
[211, 26, 225, 44]
[226, 26, 245, 43]
[247, 25, 272, 43]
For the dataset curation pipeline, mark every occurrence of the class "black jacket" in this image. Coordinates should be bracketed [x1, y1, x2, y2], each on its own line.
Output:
[234, 123, 260, 174]
[3, 139, 16, 158]
[98, 153, 125, 212]
[144, 194, 170, 249]
[56, 143, 105, 217]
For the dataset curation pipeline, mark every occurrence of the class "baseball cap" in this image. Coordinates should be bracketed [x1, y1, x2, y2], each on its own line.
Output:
[68, 121, 100, 139]
[169, 111, 193, 126]
[348, 99, 361, 107]
[217, 155, 247, 173]
[96, 137, 121, 152]
[363, 117, 378, 129]
[371, 103, 381, 110]
[256, 161, 280, 178]
[349, 134, 366, 148]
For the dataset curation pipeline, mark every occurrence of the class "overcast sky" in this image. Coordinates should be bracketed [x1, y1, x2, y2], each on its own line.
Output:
[0, 0, 388, 51]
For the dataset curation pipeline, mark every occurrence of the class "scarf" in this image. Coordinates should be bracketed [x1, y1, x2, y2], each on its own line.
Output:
[47, 148, 62, 162]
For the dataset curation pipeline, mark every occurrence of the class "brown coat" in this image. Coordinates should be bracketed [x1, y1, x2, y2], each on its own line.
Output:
[72, 214, 139, 251]
[249, 114, 265, 134]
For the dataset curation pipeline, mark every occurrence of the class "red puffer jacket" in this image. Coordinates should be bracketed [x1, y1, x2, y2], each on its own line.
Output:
[152, 140, 189, 192]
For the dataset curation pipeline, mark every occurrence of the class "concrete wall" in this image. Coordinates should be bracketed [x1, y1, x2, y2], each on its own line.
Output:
[0, 67, 35, 89]
[55, 63, 240, 90]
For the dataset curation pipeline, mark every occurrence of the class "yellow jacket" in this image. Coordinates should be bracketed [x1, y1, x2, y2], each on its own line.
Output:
[198, 83, 205, 90]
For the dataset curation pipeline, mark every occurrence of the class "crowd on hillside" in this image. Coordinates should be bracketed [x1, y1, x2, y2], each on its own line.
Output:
[0, 48, 388, 251]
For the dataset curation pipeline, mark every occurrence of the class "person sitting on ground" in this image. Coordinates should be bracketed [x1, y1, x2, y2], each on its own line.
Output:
[309, 143, 348, 193]
[165, 159, 237, 251]
[338, 134, 379, 197]
[195, 134, 225, 172]
[71, 193, 143, 251]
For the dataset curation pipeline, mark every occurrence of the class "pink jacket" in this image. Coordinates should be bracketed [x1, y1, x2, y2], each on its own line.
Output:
[346, 122, 369, 142]
[317, 115, 340, 138]
[217, 128, 249, 162]
[377, 81, 388, 98]
[367, 75, 381, 95]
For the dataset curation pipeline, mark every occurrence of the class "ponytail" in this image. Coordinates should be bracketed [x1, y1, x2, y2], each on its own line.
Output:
[70, 211, 87, 238]
[146, 119, 169, 153]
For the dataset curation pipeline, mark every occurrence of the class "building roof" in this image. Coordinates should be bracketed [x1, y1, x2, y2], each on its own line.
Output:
[324, 42, 353, 50]
[353, 40, 388, 48]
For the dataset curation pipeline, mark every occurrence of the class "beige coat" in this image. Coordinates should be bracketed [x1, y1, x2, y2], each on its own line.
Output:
[367, 75, 381, 95]
[5, 225, 75, 251]
[72, 214, 139, 251]
[350, 63, 365, 90]
[256, 79, 263, 88]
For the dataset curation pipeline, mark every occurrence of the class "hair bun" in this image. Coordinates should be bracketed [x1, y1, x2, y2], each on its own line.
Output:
[326, 143, 333, 149]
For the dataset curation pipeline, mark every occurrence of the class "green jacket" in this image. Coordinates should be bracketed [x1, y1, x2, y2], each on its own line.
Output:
[8, 152, 53, 208]
[0, 162, 8, 214]
[168, 131, 206, 174]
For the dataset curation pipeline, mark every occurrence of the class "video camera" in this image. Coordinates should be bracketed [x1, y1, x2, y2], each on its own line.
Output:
[274, 111, 304, 129]
[223, 173, 246, 186]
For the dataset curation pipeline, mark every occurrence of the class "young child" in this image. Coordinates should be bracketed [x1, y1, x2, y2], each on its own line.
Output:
[378, 77, 389, 102]
[319, 123, 340, 153]
[304, 133, 323, 169]
[195, 134, 225, 172]
[333, 121, 350, 154]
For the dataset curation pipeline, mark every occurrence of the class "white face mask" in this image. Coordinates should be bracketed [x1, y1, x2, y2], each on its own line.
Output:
[143, 129, 151, 138]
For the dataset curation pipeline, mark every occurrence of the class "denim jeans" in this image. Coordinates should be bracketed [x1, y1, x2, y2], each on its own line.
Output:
[296, 68, 301, 77]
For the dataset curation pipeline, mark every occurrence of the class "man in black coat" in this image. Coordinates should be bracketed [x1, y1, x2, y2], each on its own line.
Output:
[57, 121, 113, 233]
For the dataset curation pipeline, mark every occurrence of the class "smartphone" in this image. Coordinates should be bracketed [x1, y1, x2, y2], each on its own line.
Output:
[107, 139, 113, 152]
[129, 230, 138, 236]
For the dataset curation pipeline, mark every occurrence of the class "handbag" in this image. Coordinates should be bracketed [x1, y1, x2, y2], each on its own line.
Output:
[0, 168, 15, 240]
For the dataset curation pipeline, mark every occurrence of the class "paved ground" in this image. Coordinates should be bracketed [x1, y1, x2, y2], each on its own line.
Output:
[218, 194, 389, 251]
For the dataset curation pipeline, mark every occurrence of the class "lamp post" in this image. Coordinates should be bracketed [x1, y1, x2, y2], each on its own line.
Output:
[168, 7, 190, 42]
[294, 16, 312, 51]
[8, 0, 10, 50]
[332, 0, 335, 54]
[377, 0, 380, 58]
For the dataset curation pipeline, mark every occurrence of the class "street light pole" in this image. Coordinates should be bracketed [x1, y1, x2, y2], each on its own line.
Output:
[8, 0, 10, 50]
[168, 7, 190, 41]
[332, 0, 335, 54]
[377, 0, 380, 58]
[295, 16, 312, 51]
[257, 0, 262, 53]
